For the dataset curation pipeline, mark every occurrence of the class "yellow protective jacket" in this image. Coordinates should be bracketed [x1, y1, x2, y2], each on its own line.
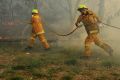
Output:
[76, 10, 100, 35]
[31, 14, 45, 35]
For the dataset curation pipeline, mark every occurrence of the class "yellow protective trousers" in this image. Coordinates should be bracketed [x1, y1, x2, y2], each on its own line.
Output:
[29, 33, 50, 49]
[85, 33, 113, 57]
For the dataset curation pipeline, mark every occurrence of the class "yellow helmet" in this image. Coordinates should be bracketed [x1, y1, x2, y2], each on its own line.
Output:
[78, 4, 87, 9]
[32, 9, 39, 14]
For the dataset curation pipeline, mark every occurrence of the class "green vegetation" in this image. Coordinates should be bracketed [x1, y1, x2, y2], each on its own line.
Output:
[0, 44, 120, 80]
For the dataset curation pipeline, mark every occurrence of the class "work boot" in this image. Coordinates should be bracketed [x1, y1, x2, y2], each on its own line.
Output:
[25, 46, 33, 50]
[108, 49, 113, 56]
[44, 47, 51, 51]
[105, 46, 114, 56]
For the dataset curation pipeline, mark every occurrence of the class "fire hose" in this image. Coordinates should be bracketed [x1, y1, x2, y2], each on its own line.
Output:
[47, 25, 82, 36]
[19, 20, 120, 36]
[31, 0, 120, 36]
[48, 22, 120, 36]
[101, 22, 120, 30]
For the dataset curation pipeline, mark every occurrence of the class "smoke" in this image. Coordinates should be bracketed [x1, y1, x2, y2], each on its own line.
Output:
[101, 0, 120, 56]
[0, 0, 120, 56]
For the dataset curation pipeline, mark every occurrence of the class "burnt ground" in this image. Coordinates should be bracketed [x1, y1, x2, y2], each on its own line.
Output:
[0, 42, 120, 80]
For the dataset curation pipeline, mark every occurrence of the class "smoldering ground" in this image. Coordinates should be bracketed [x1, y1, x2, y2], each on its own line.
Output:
[0, 0, 120, 79]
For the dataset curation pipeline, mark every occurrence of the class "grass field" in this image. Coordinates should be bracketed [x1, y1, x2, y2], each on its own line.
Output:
[0, 42, 120, 80]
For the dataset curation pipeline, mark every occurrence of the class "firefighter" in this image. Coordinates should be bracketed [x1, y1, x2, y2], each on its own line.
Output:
[26, 9, 50, 50]
[75, 4, 113, 57]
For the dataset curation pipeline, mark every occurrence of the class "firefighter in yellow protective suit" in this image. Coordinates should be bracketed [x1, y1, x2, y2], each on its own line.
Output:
[26, 9, 50, 50]
[75, 5, 113, 57]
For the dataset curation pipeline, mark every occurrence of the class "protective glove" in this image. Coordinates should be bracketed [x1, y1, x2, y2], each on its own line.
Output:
[98, 23, 103, 27]
[75, 22, 79, 27]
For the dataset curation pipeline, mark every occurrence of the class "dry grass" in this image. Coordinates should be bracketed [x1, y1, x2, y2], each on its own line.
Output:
[0, 42, 120, 80]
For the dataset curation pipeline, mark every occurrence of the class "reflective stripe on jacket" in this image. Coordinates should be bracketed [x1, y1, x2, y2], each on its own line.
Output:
[76, 10, 100, 34]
